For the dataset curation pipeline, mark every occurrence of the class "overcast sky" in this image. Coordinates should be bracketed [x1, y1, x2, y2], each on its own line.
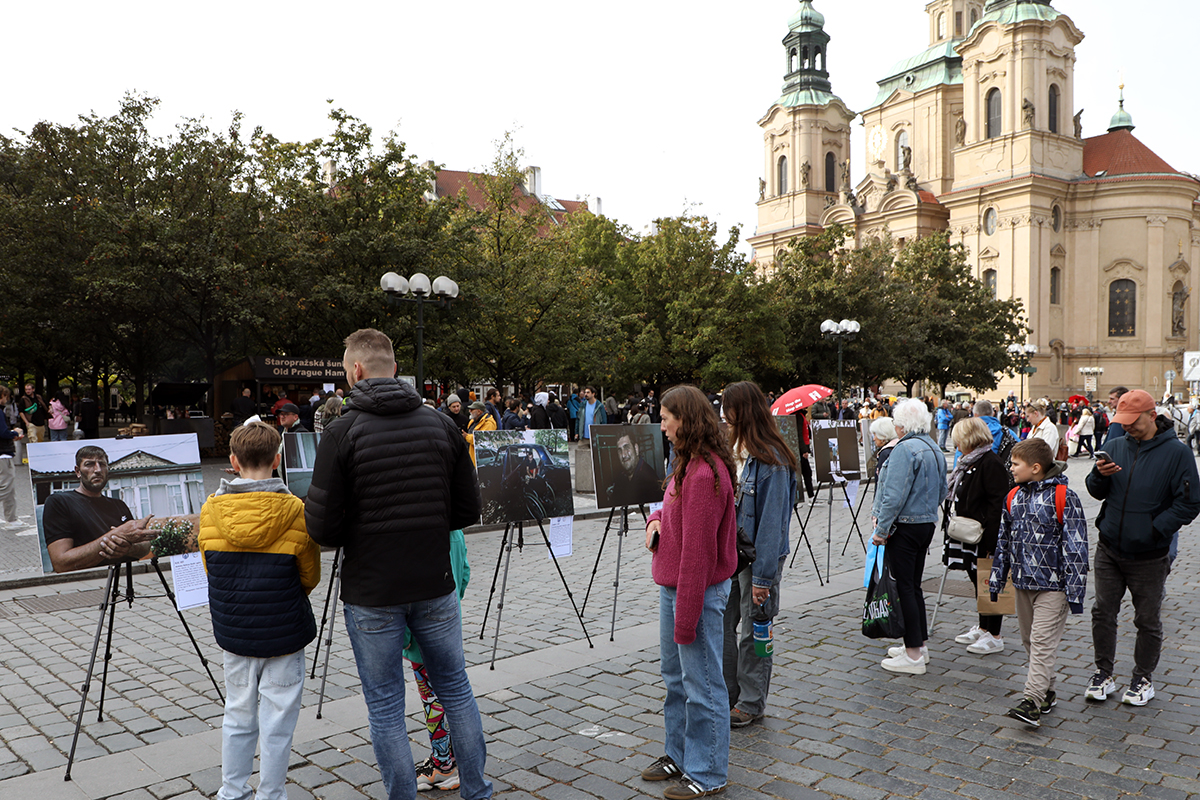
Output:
[5, 1, 1194, 255]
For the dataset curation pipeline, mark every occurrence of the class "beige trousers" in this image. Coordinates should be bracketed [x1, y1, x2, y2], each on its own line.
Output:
[1015, 588, 1069, 704]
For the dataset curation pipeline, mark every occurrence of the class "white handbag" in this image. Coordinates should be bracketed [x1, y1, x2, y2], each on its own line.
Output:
[946, 514, 983, 545]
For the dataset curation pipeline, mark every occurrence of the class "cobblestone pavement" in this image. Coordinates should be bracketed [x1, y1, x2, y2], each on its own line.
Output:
[1, 455, 1198, 800]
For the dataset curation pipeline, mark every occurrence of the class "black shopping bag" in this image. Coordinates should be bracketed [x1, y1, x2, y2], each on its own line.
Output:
[862, 549, 905, 640]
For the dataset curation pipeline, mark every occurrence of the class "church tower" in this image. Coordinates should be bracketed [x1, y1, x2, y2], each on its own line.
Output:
[749, 0, 855, 266]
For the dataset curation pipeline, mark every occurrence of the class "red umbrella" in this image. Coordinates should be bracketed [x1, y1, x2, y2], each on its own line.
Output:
[771, 384, 834, 416]
[1067, 395, 1089, 405]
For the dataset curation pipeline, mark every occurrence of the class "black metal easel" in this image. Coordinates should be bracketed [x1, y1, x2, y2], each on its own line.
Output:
[310, 548, 344, 719]
[65, 559, 223, 781]
[581, 504, 647, 641]
[480, 517, 593, 669]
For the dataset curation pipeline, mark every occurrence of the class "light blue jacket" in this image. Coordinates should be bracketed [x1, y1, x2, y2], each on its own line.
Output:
[737, 454, 797, 589]
[935, 407, 953, 430]
[872, 432, 948, 537]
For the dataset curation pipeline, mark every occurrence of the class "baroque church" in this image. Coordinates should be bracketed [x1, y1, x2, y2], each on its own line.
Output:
[748, 0, 1200, 400]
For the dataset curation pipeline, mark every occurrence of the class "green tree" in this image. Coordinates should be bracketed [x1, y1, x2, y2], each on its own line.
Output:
[606, 216, 790, 390]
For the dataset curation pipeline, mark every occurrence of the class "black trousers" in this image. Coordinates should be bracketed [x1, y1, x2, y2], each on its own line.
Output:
[888, 522, 935, 648]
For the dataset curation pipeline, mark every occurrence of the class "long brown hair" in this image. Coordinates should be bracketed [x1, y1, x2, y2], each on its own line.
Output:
[722, 381, 798, 472]
[661, 385, 736, 497]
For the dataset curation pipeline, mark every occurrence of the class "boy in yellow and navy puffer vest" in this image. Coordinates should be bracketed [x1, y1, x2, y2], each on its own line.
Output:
[199, 421, 320, 800]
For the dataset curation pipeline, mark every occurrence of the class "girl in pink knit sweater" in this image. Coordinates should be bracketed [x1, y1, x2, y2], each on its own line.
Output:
[640, 386, 737, 799]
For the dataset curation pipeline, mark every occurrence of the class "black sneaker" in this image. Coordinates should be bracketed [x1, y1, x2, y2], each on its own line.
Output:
[641, 755, 683, 782]
[1040, 690, 1057, 715]
[663, 775, 726, 798]
[1007, 698, 1041, 727]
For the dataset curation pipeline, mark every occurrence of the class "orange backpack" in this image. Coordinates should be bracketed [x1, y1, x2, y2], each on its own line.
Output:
[1006, 484, 1066, 524]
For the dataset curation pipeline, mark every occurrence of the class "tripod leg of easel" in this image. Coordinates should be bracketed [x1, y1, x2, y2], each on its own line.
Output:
[316, 549, 344, 719]
[608, 508, 628, 642]
[535, 517, 593, 648]
[488, 524, 517, 670]
[96, 562, 123, 721]
[791, 506, 824, 586]
[65, 564, 118, 781]
[582, 507, 616, 616]
[840, 484, 867, 557]
[789, 491, 822, 570]
[480, 524, 511, 640]
[930, 564, 949, 633]
[152, 559, 224, 702]
[311, 547, 341, 679]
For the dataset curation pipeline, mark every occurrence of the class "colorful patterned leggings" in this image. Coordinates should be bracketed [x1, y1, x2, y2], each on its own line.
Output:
[410, 658, 456, 771]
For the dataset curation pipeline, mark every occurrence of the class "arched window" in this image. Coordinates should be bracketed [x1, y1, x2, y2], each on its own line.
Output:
[984, 269, 997, 298]
[1108, 279, 1136, 337]
[1050, 267, 1061, 305]
[777, 155, 788, 195]
[802, 46, 809, 70]
[1048, 85, 1060, 134]
[815, 46, 823, 72]
[986, 88, 1002, 139]
[895, 129, 910, 171]
[789, 48, 797, 73]
[825, 152, 837, 192]
[1051, 206, 1062, 232]
[970, 7, 979, 26]
[938, 13, 946, 40]
[955, 11, 963, 37]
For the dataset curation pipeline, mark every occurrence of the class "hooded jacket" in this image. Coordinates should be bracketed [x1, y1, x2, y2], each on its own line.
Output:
[988, 464, 1088, 612]
[304, 378, 482, 606]
[199, 478, 320, 658]
[1085, 415, 1200, 560]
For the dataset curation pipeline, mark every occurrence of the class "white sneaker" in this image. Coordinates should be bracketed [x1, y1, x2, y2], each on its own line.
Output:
[0, 521, 27, 531]
[881, 652, 926, 675]
[966, 632, 1004, 655]
[1085, 671, 1117, 701]
[955, 625, 984, 645]
[1121, 677, 1155, 707]
[887, 645, 929, 664]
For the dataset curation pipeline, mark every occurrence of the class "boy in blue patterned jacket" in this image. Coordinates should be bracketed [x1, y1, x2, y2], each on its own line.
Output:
[989, 437, 1088, 727]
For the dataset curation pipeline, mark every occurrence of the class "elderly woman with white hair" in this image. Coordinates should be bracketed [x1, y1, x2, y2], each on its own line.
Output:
[869, 417, 898, 482]
[871, 398, 948, 674]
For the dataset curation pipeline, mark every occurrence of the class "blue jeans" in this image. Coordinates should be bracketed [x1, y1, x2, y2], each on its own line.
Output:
[937, 427, 949, 449]
[660, 581, 730, 791]
[344, 593, 492, 800]
[218, 649, 305, 800]
[49, 428, 68, 442]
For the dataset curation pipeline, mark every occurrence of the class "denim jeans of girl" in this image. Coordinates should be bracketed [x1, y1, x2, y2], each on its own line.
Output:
[659, 580, 731, 791]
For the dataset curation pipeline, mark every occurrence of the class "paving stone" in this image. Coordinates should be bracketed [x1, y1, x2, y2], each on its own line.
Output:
[147, 777, 193, 799]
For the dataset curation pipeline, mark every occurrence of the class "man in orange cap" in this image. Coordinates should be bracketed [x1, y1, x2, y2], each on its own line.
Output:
[1083, 389, 1200, 707]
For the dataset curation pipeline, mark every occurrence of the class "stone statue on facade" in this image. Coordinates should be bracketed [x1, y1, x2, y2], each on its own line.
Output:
[1172, 285, 1190, 337]
[1023, 98, 1036, 128]
[840, 159, 851, 191]
[885, 172, 898, 194]
[1073, 109, 1084, 139]
[955, 116, 967, 146]
[900, 145, 913, 172]
[759, 178, 766, 201]
[800, 159, 811, 188]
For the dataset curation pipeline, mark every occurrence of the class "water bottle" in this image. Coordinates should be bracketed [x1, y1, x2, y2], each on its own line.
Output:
[753, 619, 773, 657]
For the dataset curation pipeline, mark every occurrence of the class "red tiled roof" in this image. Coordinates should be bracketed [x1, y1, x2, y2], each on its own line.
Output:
[917, 190, 941, 206]
[433, 169, 584, 223]
[1082, 130, 1177, 178]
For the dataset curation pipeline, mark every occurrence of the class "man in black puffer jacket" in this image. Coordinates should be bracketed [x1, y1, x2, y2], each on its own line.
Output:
[305, 328, 492, 800]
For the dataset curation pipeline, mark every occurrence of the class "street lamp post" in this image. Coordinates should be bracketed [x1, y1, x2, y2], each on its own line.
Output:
[1007, 343, 1038, 405]
[821, 319, 861, 414]
[380, 272, 459, 395]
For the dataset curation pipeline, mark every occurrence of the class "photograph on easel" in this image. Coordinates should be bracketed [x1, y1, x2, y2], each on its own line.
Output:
[281, 431, 320, 500]
[812, 420, 861, 483]
[773, 415, 806, 481]
[474, 429, 574, 524]
[27, 434, 203, 573]
[589, 424, 665, 510]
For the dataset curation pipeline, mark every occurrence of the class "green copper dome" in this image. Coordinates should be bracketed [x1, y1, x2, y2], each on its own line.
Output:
[980, 0, 1059, 25]
[1108, 87, 1135, 132]
[788, 0, 825, 33]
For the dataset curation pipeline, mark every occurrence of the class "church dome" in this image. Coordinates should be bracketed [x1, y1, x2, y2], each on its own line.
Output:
[788, 0, 825, 33]
[981, 0, 1059, 24]
[1108, 87, 1135, 132]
